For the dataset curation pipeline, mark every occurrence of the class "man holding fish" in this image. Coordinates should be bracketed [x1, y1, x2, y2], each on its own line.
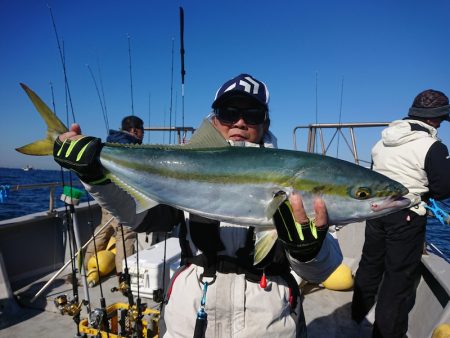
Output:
[46, 74, 410, 337]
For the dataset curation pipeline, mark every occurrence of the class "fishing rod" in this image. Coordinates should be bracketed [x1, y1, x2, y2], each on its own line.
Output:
[32, 216, 115, 302]
[63, 187, 92, 312]
[47, 7, 117, 335]
[148, 92, 151, 143]
[49, 81, 57, 114]
[97, 57, 110, 132]
[86, 199, 111, 337]
[128, 34, 135, 116]
[336, 76, 345, 158]
[111, 225, 135, 306]
[86, 64, 109, 135]
[314, 71, 319, 153]
[85, 59, 121, 335]
[48, 4, 76, 124]
[169, 38, 175, 144]
[48, 7, 94, 332]
[179, 6, 186, 141]
[53, 179, 84, 336]
[133, 232, 144, 338]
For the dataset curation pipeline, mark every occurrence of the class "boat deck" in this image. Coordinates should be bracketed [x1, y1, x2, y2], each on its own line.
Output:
[0, 268, 371, 338]
[0, 270, 160, 338]
[1, 210, 448, 338]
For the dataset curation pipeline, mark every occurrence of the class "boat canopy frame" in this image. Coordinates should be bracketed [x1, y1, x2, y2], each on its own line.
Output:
[293, 122, 389, 165]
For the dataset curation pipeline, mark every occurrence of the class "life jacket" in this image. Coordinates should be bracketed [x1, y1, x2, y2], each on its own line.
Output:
[178, 213, 300, 310]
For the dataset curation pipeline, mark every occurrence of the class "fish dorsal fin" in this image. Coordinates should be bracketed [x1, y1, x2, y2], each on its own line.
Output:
[183, 118, 230, 149]
[107, 173, 159, 213]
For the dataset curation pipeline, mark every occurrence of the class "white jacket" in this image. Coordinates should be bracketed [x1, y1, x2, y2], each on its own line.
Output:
[371, 119, 438, 208]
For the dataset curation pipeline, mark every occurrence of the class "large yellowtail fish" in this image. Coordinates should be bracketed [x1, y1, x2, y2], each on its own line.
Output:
[17, 83, 410, 263]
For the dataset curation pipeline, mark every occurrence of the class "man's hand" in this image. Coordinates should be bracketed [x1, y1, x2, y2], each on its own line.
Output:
[59, 123, 83, 142]
[273, 192, 329, 262]
[54, 123, 107, 184]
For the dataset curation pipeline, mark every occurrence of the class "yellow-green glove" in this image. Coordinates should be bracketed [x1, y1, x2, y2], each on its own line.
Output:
[53, 136, 108, 184]
[273, 200, 329, 262]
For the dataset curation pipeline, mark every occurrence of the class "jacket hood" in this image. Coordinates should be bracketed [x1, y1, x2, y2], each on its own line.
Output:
[381, 119, 438, 147]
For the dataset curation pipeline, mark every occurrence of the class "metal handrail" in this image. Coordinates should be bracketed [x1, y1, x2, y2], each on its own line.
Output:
[144, 126, 195, 144]
[8, 182, 82, 214]
[292, 122, 389, 165]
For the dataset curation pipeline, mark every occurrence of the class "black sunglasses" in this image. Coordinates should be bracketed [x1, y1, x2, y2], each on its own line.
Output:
[215, 106, 267, 125]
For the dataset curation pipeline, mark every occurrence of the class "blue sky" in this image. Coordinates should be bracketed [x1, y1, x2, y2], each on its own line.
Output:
[1, 0, 449, 170]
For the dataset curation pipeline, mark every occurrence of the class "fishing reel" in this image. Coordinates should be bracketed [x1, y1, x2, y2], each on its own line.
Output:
[129, 301, 147, 322]
[54, 294, 83, 317]
[89, 308, 109, 330]
[111, 272, 133, 299]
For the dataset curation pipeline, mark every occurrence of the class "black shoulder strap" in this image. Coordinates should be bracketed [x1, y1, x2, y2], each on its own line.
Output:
[178, 216, 193, 265]
[189, 214, 225, 252]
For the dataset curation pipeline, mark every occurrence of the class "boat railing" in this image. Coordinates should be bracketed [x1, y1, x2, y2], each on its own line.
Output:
[8, 182, 81, 214]
[144, 126, 195, 144]
[292, 122, 389, 165]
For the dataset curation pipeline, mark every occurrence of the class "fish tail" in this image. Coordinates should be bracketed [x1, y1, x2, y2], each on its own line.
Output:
[254, 229, 278, 265]
[15, 83, 68, 156]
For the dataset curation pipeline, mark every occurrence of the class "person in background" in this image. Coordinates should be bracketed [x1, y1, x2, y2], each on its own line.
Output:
[84, 115, 144, 279]
[54, 73, 343, 337]
[351, 89, 450, 337]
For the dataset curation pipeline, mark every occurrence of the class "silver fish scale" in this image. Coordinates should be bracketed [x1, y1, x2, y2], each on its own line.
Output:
[100, 144, 408, 226]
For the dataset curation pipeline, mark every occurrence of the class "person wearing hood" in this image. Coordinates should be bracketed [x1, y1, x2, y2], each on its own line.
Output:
[351, 89, 450, 338]
[84, 115, 144, 279]
[53, 74, 343, 337]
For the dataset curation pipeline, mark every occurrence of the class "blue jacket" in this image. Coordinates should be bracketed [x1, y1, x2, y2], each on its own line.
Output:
[106, 129, 142, 145]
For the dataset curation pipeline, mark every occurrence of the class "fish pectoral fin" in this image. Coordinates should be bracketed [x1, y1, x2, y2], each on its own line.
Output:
[107, 173, 159, 213]
[265, 192, 288, 220]
[254, 229, 278, 265]
[183, 119, 230, 149]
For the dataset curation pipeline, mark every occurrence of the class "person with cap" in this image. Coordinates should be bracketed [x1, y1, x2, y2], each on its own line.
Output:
[351, 89, 450, 338]
[53, 74, 343, 337]
[84, 115, 145, 283]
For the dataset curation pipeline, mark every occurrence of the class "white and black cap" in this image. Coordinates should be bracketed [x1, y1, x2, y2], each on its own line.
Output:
[212, 74, 269, 109]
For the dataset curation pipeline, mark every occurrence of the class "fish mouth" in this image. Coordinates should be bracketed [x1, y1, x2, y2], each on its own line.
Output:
[370, 196, 410, 212]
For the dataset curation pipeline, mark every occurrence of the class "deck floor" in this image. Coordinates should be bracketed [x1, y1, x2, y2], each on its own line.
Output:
[302, 283, 373, 338]
[1, 271, 159, 338]
[1, 269, 373, 338]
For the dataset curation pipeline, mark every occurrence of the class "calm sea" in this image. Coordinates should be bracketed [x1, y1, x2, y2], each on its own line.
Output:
[1, 167, 449, 259]
[0, 167, 92, 220]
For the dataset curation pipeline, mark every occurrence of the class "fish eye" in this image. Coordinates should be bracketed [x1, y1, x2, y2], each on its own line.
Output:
[351, 187, 371, 200]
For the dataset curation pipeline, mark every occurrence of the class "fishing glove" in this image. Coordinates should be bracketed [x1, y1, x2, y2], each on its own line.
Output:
[53, 136, 108, 184]
[273, 200, 329, 262]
